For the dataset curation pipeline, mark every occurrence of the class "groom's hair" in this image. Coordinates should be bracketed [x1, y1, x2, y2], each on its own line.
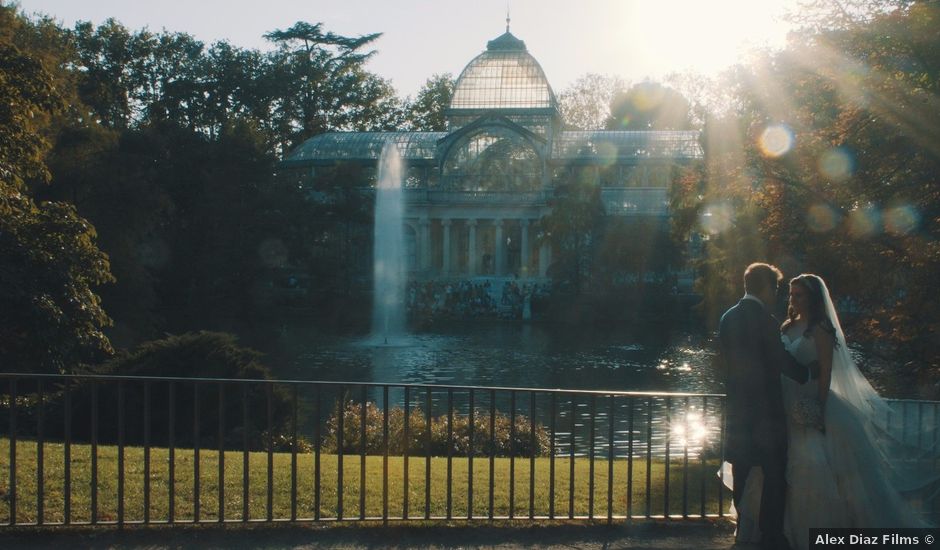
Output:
[743, 262, 783, 295]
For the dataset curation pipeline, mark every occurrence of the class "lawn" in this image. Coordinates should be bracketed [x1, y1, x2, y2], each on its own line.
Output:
[0, 438, 731, 524]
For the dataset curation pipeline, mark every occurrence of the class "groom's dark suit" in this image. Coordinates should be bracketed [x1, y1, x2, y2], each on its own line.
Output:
[719, 296, 809, 546]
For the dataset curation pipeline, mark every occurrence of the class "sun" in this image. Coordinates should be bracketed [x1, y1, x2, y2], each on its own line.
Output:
[622, 0, 793, 77]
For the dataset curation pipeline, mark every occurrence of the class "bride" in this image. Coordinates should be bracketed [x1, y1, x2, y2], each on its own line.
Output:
[730, 274, 936, 548]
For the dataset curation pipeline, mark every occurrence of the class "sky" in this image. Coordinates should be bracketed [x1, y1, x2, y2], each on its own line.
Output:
[15, 0, 797, 98]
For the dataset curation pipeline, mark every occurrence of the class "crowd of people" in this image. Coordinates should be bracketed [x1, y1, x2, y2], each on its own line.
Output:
[406, 279, 550, 321]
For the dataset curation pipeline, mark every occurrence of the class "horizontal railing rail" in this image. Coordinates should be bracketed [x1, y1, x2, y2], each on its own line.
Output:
[0, 373, 934, 528]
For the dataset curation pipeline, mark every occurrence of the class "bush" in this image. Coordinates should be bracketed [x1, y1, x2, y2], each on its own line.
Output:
[322, 401, 550, 457]
[16, 332, 294, 450]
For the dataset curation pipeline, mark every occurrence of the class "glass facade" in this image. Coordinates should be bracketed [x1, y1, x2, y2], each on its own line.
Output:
[282, 30, 703, 210]
[279, 29, 706, 280]
[442, 127, 542, 191]
[282, 132, 446, 165]
[449, 50, 555, 111]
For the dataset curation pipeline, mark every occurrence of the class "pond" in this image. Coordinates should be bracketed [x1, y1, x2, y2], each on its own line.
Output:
[266, 322, 723, 459]
[275, 322, 721, 394]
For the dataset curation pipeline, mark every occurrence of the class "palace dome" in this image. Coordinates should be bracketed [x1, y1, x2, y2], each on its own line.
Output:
[448, 31, 556, 111]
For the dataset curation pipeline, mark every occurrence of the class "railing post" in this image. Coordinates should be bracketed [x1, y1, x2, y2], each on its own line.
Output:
[337, 387, 345, 520]
[193, 382, 200, 523]
[8, 378, 16, 526]
[425, 387, 432, 520]
[218, 383, 225, 523]
[37, 379, 44, 526]
[168, 381, 175, 524]
[64, 379, 72, 525]
[569, 394, 576, 519]
[117, 380, 124, 527]
[627, 396, 635, 520]
[314, 384, 322, 521]
[509, 390, 516, 519]
[446, 388, 454, 520]
[266, 383, 273, 522]
[143, 381, 150, 524]
[242, 383, 249, 522]
[549, 392, 556, 520]
[589, 393, 596, 520]
[529, 392, 536, 520]
[360, 385, 367, 520]
[489, 389, 495, 520]
[91, 380, 98, 525]
[402, 386, 409, 520]
[468, 389, 475, 520]
[664, 396, 671, 519]
[607, 394, 615, 524]
[382, 385, 389, 525]
[291, 385, 298, 522]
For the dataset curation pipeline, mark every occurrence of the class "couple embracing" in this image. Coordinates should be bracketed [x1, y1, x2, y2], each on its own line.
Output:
[719, 263, 934, 550]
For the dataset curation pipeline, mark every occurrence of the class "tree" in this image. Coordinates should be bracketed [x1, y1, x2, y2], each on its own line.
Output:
[263, 22, 396, 151]
[537, 171, 604, 294]
[607, 81, 693, 130]
[405, 73, 455, 131]
[557, 73, 626, 130]
[676, 1, 940, 389]
[0, 29, 114, 372]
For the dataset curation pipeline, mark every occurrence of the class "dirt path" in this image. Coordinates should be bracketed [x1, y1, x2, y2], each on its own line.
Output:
[0, 520, 737, 549]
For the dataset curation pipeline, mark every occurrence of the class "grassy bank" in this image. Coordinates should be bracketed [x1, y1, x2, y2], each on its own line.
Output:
[0, 439, 730, 524]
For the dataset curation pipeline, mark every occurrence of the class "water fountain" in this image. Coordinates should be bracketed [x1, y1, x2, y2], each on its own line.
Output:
[370, 141, 406, 344]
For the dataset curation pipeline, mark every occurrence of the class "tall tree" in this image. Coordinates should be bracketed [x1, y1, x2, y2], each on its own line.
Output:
[676, 1, 940, 389]
[607, 81, 693, 130]
[557, 73, 626, 130]
[1, 19, 114, 372]
[263, 22, 396, 150]
[405, 73, 455, 131]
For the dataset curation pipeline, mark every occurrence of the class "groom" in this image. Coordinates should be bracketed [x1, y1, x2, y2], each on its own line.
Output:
[719, 263, 812, 550]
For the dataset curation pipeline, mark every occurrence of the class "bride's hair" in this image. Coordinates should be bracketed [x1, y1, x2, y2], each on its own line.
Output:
[781, 274, 838, 345]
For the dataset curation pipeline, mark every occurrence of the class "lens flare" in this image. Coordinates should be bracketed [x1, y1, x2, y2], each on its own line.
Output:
[818, 148, 854, 181]
[884, 205, 920, 236]
[758, 124, 794, 158]
[847, 205, 881, 239]
[699, 202, 734, 235]
[807, 203, 838, 233]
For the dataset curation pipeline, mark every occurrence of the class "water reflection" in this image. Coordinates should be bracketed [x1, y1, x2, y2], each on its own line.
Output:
[289, 323, 721, 394]
[279, 324, 724, 459]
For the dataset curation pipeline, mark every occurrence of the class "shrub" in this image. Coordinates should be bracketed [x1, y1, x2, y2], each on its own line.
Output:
[322, 401, 550, 457]
[15, 332, 293, 450]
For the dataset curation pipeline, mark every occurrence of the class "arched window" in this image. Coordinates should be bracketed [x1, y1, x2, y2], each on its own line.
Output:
[441, 128, 542, 192]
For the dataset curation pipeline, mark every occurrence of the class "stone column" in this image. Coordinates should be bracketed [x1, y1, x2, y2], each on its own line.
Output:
[467, 218, 478, 276]
[420, 217, 431, 271]
[539, 241, 552, 277]
[494, 219, 505, 276]
[520, 219, 530, 278]
[442, 218, 452, 275]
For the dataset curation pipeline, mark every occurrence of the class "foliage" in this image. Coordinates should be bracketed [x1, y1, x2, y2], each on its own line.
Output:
[404, 73, 455, 131]
[43, 332, 294, 448]
[607, 81, 693, 130]
[557, 73, 626, 130]
[676, 1, 940, 386]
[537, 174, 604, 295]
[323, 401, 550, 458]
[0, 11, 115, 373]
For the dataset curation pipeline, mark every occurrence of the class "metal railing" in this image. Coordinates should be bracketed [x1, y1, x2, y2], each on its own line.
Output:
[0, 373, 732, 527]
[885, 399, 940, 454]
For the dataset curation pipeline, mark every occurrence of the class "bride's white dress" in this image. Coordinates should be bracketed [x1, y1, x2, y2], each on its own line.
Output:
[734, 326, 930, 548]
